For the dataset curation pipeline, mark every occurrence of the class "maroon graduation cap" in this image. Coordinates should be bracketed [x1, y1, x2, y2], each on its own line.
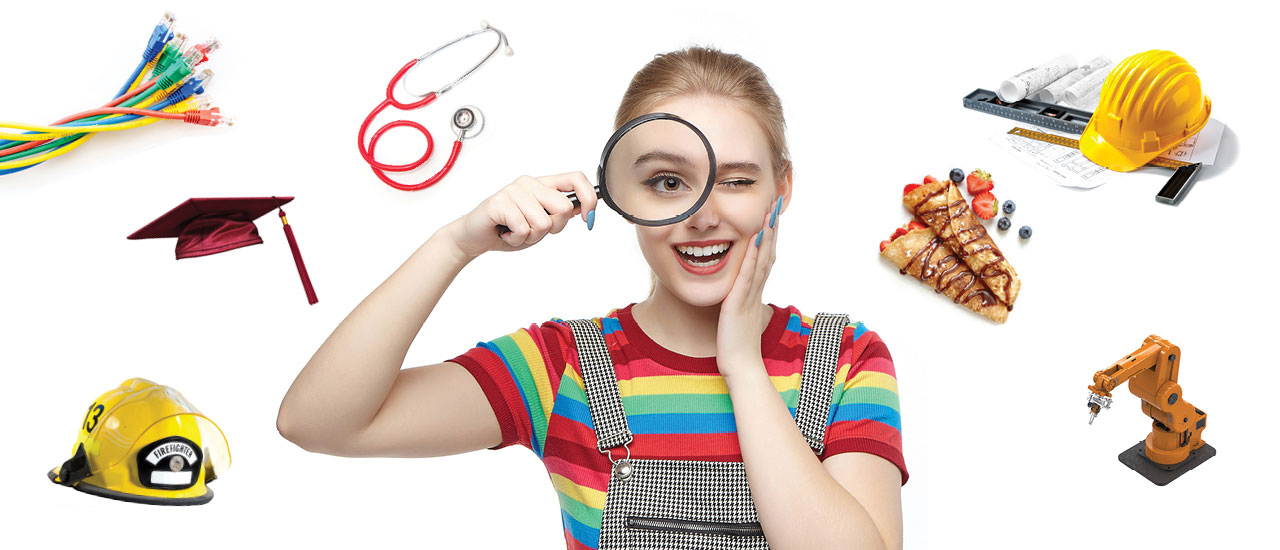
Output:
[128, 196, 318, 305]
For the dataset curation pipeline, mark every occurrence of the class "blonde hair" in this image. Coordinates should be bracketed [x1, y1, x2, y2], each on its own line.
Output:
[615, 47, 790, 298]
[615, 46, 791, 176]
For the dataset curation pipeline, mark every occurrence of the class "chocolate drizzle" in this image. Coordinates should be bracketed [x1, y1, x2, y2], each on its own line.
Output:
[910, 183, 1014, 311]
[899, 234, 997, 307]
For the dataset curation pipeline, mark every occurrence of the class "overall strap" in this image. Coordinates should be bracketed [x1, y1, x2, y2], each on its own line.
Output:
[794, 312, 850, 455]
[565, 318, 633, 452]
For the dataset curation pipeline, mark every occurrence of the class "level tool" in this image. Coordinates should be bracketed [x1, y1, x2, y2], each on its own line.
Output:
[963, 88, 1093, 134]
[1007, 127, 1203, 204]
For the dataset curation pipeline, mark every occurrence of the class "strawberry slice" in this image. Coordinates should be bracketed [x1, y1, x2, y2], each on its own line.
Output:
[923, 175, 938, 184]
[966, 169, 994, 195]
[972, 191, 997, 220]
[883, 220, 926, 252]
[903, 183, 921, 196]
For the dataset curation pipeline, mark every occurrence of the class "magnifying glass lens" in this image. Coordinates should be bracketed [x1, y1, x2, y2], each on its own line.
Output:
[602, 118, 711, 224]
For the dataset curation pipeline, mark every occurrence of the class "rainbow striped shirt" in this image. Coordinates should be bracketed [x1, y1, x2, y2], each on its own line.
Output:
[449, 303, 905, 550]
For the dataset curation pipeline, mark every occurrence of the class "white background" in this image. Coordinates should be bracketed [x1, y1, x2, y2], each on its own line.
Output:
[0, 1, 1271, 548]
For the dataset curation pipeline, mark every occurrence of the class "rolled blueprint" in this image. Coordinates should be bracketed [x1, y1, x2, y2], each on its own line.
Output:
[997, 54, 1077, 103]
[1063, 59, 1116, 109]
[1032, 55, 1112, 103]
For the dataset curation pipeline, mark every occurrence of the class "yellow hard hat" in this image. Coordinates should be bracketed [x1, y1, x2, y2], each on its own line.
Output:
[49, 378, 231, 505]
[1080, 50, 1212, 172]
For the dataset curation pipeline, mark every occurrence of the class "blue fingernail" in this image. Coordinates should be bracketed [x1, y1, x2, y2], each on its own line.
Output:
[755, 230, 763, 247]
[774, 195, 783, 216]
[769, 206, 777, 228]
[587, 209, 595, 231]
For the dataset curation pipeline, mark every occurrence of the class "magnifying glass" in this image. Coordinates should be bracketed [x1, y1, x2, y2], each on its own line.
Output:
[497, 112, 716, 234]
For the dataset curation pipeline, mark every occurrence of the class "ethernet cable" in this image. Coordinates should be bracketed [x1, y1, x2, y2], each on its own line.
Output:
[0, 12, 230, 176]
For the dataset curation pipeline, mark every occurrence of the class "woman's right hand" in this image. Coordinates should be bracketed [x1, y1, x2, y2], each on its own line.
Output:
[445, 172, 599, 259]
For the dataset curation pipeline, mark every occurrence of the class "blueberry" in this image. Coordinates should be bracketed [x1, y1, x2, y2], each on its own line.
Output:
[1002, 200, 1016, 214]
[950, 168, 964, 183]
[1019, 226, 1032, 239]
[997, 217, 1011, 231]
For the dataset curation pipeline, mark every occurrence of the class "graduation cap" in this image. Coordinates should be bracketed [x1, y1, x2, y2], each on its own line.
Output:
[128, 197, 318, 305]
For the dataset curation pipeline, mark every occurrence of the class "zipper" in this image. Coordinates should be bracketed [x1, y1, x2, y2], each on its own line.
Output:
[627, 516, 764, 537]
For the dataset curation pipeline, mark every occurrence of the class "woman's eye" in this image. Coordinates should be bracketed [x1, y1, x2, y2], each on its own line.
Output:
[643, 173, 687, 193]
[719, 178, 756, 188]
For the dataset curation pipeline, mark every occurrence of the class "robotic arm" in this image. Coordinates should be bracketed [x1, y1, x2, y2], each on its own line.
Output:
[1086, 335, 1213, 484]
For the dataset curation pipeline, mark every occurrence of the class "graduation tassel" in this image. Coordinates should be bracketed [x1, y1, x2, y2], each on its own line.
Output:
[277, 207, 318, 305]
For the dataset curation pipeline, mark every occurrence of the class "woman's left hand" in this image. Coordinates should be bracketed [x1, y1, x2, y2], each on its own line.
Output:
[716, 195, 783, 376]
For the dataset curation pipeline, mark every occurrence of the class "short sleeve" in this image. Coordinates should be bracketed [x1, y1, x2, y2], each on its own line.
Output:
[447, 320, 575, 458]
[819, 325, 908, 484]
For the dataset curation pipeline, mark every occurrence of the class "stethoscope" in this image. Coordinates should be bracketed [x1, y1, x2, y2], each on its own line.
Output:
[357, 22, 513, 191]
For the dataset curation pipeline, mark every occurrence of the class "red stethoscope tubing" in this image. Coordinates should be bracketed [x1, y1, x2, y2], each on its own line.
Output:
[357, 59, 462, 192]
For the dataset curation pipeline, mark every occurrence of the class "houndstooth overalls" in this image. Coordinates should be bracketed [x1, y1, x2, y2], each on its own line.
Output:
[565, 312, 849, 549]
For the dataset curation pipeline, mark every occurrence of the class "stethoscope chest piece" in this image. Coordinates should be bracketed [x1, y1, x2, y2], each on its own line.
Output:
[452, 106, 485, 139]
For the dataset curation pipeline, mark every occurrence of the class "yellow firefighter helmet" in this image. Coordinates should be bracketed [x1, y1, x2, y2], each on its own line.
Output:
[49, 378, 231, 505]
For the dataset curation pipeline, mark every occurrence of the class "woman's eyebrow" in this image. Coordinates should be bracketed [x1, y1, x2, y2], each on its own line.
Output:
[631, 153, 760, 174]
[718, 161, 761, 173]
[634, 151, 691, 166]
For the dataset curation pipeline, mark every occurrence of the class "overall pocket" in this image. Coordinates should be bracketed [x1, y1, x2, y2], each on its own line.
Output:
[599, 459, 769, 549]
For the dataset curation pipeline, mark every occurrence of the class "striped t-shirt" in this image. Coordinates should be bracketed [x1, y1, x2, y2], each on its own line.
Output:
[449, 303, 905, 550]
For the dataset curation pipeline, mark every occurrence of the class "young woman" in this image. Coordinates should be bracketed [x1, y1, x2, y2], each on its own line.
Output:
[278, 47, 906, 550]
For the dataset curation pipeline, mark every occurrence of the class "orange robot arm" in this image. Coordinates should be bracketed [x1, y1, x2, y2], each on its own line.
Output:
[1087, 335, 1209, 467]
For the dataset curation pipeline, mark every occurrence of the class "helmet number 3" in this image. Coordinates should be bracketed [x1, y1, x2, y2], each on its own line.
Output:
[83, 403, 104, 433]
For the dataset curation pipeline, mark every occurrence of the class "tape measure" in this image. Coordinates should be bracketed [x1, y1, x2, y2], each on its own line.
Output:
[963, 89, 1092, 134]
[1007, 127, 1193, 169]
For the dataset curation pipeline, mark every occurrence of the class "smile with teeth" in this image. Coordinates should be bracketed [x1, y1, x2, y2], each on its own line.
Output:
[675, 242, 731, 267]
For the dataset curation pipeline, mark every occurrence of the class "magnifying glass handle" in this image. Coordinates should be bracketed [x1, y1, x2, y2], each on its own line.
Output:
[564, 191, 583, 209]
[496, 186, 596, 235]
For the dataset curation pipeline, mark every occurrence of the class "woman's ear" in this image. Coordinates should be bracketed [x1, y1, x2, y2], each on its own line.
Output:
[776, 164, 794, 213]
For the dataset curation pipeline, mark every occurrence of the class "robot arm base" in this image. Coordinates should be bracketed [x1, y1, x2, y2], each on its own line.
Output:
[1118, 440, 1216, 486]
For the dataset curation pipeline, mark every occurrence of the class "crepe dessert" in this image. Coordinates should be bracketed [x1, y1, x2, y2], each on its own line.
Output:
[880, 222, 1009, 323]
[902, 178, 1020, 308]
